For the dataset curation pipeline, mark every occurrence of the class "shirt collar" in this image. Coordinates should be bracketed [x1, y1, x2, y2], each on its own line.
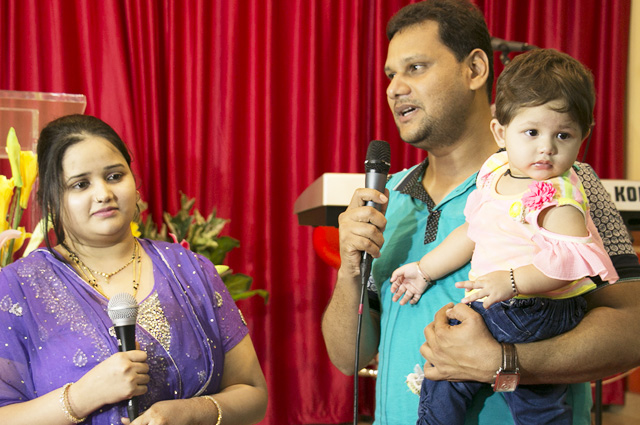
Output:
[394, 159, 436, 208]
[393, 158, 478, 244]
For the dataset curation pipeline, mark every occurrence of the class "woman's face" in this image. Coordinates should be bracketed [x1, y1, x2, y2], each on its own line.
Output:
[61, 136, 137, 247]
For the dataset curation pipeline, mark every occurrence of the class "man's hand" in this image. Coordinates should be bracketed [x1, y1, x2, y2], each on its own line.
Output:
[321, 187, 388, 374]
[337, 188, 388, 277]
[421, 303, 501, 383]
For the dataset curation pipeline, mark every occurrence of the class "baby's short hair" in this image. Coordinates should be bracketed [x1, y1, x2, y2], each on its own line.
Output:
[494, 48, 595, 137]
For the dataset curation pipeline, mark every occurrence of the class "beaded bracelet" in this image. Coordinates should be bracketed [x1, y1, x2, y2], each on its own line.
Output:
[60, 382, 86, 423]
[202, 395, 223, 425]
[415, 260, 432, 284]
[509, 268, 519, 296]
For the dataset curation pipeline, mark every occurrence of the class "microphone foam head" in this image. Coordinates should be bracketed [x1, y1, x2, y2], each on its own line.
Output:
[107, 292, 138, 327]
[365, 140, 391, 173]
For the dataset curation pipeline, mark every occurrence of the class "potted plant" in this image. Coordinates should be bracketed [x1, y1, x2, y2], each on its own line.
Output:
[134, 193, 268, 302]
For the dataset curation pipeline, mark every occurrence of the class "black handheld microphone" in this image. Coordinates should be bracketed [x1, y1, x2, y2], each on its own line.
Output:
[360, 140, 391, 283]
[353, 140, 390, 425]
[107, 292, 140, 421]
[490, 36, 537, 53]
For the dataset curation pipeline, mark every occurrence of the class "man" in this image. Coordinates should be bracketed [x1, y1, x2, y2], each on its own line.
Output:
[321, 1, 640, 424]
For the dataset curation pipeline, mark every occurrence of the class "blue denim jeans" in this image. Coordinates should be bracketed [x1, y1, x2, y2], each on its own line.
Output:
[417, 296, 587, 425]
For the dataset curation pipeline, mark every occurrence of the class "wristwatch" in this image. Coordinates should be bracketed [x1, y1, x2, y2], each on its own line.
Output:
[492, 342, 520, 392]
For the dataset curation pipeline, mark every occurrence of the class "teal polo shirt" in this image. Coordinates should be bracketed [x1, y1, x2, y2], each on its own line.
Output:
[370, 161, 591, 425]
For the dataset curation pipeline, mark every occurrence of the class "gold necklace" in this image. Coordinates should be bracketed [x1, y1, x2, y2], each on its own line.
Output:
[64, 240, 142, 299]
[86, 253, 135, 283]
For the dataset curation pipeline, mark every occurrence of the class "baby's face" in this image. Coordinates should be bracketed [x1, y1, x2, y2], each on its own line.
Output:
[490, 100, 585, 181]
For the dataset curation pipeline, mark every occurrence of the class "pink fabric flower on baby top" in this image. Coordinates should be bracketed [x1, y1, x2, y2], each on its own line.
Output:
[522, 181, 556, 210]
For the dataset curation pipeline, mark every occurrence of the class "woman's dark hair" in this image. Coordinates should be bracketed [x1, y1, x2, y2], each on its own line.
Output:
[36, 114, 132, 249]
[386, 0, 494, 101]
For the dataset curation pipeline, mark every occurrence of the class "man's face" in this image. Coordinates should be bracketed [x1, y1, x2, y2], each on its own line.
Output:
[384, 21, 474, 151]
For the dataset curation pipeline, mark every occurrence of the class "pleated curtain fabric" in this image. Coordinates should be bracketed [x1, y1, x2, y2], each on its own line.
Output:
[0, 0, 630, 422]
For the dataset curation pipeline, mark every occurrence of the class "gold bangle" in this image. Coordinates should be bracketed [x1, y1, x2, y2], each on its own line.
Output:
[202, 395, 222, 425]
[59, 383, 86, 423]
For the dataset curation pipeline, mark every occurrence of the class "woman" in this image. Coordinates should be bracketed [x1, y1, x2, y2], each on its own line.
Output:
[0, 114, 267, 424]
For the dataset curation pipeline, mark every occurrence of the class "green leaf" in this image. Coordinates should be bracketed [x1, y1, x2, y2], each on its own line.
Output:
[231, 289, 269, 303]
[222, 273, 253, 293]
[209, 236, 239, 265]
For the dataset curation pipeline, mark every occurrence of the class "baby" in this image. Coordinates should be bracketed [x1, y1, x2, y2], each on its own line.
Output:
[391, 49, 618, 425]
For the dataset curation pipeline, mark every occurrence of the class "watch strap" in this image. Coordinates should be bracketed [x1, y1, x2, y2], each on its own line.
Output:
[502, 342, 518, 373]
[492, 342, 520, 392]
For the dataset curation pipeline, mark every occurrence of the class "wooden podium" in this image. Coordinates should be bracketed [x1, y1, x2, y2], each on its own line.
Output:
[293, 173, 365, 227]
[293, 173, 367, 269]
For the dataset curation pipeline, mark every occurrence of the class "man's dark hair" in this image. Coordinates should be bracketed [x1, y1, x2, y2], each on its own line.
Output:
[386, 0, 494, 101]
[494, 49, 596, 137]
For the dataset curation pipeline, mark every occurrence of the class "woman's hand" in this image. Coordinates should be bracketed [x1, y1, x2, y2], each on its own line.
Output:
[121, 398, 206, 425]
[72, 350, 149, 416]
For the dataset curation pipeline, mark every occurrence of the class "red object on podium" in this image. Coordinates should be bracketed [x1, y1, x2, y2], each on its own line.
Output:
[312, 226, 341, 269]
[629, 369, 640, 393]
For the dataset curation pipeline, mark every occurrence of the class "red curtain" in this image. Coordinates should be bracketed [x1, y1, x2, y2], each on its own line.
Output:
[0, 1, 630, 423]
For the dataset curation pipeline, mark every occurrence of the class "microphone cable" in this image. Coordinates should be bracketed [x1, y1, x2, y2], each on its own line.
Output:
[353, 257, 371, 425]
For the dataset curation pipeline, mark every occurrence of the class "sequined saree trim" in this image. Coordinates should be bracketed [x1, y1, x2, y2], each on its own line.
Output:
[151, 244, 214, 397]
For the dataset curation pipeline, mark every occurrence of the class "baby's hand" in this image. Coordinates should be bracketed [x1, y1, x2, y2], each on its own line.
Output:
[390, 262, 428, 305]
[456, 270, 513, 308]
[391, 282, 423, 305]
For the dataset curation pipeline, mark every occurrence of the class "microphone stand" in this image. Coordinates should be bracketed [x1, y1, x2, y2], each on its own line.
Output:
[499, 50, 512, 65]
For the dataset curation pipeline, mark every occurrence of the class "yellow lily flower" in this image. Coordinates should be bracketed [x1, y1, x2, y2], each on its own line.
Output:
[18, 150, 38, 209]
[5, 128, 23, 188]
[0, 176, 15, 231]
[23, 218, 49, 257]
[11, 227, 29, 253]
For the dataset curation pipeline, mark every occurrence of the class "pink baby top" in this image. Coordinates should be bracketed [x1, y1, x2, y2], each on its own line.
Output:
[464, 151, 618, 299]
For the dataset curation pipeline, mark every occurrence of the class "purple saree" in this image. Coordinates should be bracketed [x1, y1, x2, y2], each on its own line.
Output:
[0, 239, 248, 424]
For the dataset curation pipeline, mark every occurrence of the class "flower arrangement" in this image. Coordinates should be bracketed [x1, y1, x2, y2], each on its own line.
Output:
[135, 193, 268, 302]
[1, 128, 39, 267]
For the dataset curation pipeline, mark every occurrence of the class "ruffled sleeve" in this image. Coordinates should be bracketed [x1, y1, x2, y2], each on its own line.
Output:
[532, 228, 619, 283]
[475, 151, 508, 190]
